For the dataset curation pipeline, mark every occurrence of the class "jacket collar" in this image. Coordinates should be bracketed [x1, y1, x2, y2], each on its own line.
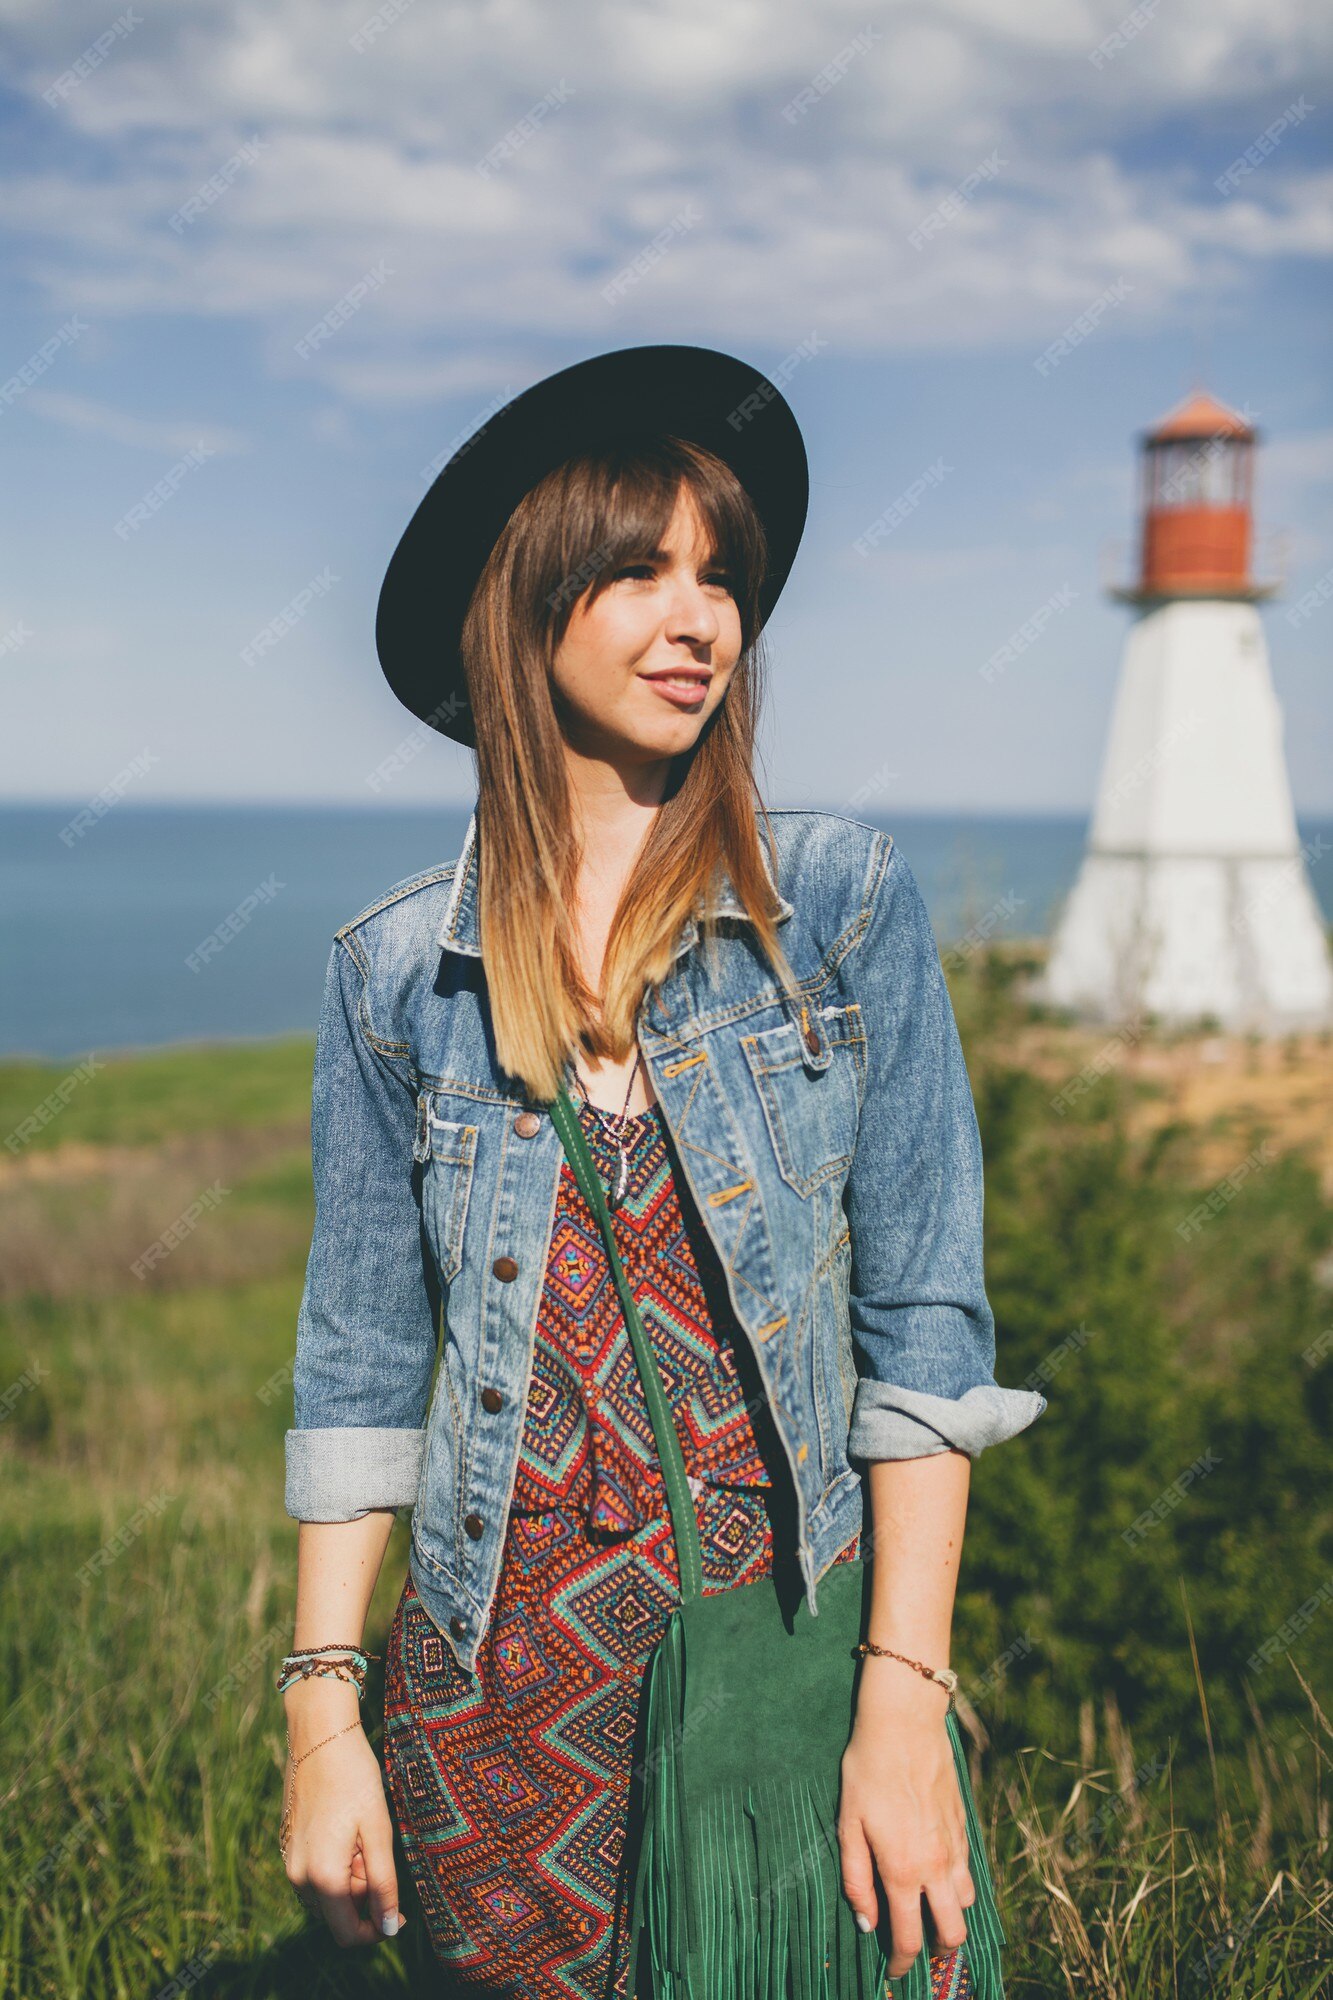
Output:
[436, 809, 794, 961]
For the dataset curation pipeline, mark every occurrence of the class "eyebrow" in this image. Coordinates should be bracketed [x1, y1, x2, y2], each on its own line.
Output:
[634, 546, 729, 566]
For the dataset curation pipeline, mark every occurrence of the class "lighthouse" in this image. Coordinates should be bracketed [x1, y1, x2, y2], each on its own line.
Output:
[1036, 390, 1333, 1034]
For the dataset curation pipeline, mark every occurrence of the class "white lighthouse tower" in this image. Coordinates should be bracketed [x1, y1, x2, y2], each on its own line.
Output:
[1037, 390, 1333, 1034]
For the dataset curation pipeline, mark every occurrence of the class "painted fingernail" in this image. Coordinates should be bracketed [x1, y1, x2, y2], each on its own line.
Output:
[854, 1912, 873, 1933]
[381, 1912, 402, 1936]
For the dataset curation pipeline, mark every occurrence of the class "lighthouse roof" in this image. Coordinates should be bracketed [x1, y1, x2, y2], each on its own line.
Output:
[1146, 390, 1255, 443]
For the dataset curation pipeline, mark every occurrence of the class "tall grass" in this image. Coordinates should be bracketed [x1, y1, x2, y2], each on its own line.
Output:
[1, 986, 1329, 1996]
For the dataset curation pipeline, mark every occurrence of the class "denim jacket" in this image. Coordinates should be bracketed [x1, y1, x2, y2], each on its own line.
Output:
[284, 808, 1046, 1673]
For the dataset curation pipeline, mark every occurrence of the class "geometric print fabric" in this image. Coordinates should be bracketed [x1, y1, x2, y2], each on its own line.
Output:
[382, 1095, 969, 1999]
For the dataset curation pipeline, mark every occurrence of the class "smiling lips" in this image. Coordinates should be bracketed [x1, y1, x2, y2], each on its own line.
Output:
[639, 668, 712, 707]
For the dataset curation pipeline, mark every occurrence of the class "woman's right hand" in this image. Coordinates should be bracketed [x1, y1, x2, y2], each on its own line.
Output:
[281, 1685, 407, 1947]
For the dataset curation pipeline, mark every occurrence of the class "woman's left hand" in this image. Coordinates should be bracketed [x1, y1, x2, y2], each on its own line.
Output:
[836, 1669, 974, 1980]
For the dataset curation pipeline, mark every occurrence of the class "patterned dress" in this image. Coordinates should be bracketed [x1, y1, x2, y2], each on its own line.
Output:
[382, 1094, 972, 2000]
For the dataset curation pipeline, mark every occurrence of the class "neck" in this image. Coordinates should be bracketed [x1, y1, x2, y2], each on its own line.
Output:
[563, 747, 672, 896]
[559, 748, 671, 1023]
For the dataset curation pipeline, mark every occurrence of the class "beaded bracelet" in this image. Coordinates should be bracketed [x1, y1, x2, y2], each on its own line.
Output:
[851, 1639, 959, 1702]
[276, 1643, 380, 1698]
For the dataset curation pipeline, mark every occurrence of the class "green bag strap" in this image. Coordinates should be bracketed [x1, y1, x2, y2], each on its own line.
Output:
[550, 1084, 704, 1604]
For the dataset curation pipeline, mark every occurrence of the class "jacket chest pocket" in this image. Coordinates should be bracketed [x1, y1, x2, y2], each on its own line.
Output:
[740, 1005, 866, 1198]
[413, 1092, 478, 1285]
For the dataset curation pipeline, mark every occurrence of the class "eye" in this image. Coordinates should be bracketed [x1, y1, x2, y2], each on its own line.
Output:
[613, 563, 656, 581]
[703, 570, 734, 592]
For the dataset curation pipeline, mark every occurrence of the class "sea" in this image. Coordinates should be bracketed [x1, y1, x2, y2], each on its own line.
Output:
[3, 802, 1331, 1062]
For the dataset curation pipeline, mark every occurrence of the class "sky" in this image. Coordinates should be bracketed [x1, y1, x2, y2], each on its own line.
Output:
[2, 0, 1331, 817]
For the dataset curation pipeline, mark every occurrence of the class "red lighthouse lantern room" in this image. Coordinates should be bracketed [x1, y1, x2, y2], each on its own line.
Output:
[1117, 390, 1275, 604]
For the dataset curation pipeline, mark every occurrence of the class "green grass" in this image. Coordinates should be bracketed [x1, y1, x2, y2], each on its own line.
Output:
[1, 982, 1330, 1997]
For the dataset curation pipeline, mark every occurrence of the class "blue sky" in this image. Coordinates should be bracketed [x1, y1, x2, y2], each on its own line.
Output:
[2, 0, 1330, 814]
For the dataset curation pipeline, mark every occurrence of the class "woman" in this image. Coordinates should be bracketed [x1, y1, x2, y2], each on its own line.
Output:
[278, 344, 1046, 1999]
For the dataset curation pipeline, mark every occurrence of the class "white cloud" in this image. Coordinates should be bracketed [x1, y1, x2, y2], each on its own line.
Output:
[0, 0, 1329, 402]
[24, 389, 250, 454]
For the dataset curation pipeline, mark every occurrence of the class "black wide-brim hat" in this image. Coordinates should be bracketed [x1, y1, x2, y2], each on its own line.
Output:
[374, 342, 809, 748]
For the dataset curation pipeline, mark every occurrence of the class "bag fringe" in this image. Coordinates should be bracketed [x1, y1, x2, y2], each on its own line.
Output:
[631, 1617, 1008, 2000]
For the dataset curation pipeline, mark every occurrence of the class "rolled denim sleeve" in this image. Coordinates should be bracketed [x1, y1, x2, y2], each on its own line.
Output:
[283, 936, 438, 1521]
[842, 836, 1047, 1462]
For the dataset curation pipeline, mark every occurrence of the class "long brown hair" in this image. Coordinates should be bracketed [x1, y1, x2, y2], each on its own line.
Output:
[459, 433, 800, 1104]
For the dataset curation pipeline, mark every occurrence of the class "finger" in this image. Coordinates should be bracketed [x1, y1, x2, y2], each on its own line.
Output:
[318, 1890, 379, 1949]
[309, 1870, 378, 1950]
[359, 1818, 407, 1938]
[922, 1872, 969, 1957]
[835, 1808, 879, 1933]
[952, 1845, 976, 1911]
[884, 1886, 925, 1978]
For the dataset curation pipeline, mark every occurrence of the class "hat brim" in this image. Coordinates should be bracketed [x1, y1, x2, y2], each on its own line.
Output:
[374, 342, 809, 748]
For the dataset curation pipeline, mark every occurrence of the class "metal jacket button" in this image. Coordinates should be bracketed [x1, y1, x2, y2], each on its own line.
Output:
[514, 1111, 541, 1138]
[449, 1614, 466, 1638]
[480, 1386, 504, 1412]
[492, 1255, 518, 1281]
[803, 1026, 820, 1055]
[464, 1512, 484, 1539]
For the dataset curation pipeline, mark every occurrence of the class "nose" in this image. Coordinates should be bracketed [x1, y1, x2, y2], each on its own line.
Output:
[662, 568, 721, 650]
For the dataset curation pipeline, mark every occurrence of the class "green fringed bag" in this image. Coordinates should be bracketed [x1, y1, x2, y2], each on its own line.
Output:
[550, 1086, 1008, 2000]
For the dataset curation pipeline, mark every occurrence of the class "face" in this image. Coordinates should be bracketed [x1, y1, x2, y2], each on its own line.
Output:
[549, 484, 743, 774]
